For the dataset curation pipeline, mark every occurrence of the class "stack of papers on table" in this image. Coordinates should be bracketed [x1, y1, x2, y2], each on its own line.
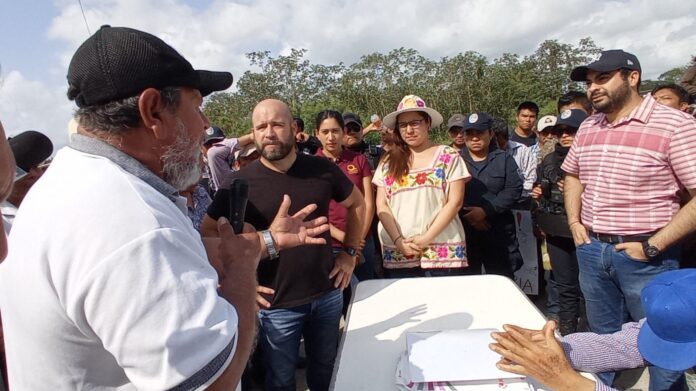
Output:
[395, 329, 534, 390]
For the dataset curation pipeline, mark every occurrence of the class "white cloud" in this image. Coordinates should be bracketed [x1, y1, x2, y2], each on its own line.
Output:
[45, 0, 694, 80]
[0, 71, 72, 151]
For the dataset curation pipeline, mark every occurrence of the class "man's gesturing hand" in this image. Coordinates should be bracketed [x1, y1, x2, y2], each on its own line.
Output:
[269, 194, 330, 251]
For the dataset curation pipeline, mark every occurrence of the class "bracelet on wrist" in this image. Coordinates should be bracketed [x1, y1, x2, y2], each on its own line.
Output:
[393, 235, 403, 243]
[569, 221, 581, 227]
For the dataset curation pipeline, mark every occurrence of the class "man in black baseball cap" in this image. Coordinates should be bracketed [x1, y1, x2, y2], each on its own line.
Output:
[569, 49, 644, 116]
[342, 112, 365, 151]
[0, 25, 328, 390]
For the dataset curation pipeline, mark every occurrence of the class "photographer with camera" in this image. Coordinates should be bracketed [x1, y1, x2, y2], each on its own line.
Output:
[532, 109, 588, 336]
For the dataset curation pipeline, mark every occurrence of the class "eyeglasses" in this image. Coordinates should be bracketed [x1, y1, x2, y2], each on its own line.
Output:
[397, 119, 425, 130]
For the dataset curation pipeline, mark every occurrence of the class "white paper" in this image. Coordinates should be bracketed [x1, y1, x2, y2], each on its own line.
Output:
[396, 351, 534, 391]
[406, 328, 519, 383]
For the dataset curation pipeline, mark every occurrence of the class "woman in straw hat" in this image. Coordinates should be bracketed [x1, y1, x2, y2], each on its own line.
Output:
[373, 95, 471, 277]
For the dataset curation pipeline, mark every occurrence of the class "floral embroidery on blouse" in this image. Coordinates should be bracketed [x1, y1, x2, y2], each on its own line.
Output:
[381, 147, 461, 199]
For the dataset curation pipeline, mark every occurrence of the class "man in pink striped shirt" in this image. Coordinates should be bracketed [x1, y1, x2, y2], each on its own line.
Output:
[562, 49, 696, 390]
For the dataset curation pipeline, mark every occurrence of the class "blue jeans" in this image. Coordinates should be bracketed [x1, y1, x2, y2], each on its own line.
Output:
[258, 289, 343, 391]
[576, 237, 684, 390]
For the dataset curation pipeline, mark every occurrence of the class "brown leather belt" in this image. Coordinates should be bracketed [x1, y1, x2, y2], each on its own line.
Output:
[588, 231, 654, 245]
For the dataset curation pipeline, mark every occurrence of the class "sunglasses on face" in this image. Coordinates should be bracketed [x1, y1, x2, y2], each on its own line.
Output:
[551, 126, 578, 136]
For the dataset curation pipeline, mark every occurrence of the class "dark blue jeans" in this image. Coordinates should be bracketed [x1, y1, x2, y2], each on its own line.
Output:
[257, 289, 343, 391]
[576, 237, 685, 390]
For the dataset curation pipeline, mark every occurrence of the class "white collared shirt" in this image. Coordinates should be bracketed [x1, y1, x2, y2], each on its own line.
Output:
[1, 200, 17, 235]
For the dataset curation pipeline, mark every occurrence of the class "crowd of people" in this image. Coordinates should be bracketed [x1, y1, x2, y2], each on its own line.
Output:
[0, 25, 695, 391]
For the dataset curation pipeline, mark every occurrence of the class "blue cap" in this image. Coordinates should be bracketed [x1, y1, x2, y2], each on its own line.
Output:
[637, 269, 696, 371]
[554, 109, 588, 130]
[570, 49, 641, 82]
[203, 126, 225, 145]
[462, 112, 492, 132]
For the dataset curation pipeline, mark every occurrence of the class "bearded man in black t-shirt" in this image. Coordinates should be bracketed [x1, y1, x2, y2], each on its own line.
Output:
[203, 99, 365, 391]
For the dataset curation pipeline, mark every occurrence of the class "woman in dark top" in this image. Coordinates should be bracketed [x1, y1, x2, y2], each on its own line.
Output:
[459, 112, 523, 278]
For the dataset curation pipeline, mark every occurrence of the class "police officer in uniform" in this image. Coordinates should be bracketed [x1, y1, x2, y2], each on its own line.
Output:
[459, 112, 523, 278]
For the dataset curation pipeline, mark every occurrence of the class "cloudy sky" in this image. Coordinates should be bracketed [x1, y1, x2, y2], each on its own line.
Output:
[1, 0, 694, 149]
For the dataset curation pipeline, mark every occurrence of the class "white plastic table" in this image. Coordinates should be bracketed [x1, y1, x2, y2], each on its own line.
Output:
[330, 275, 557, 390]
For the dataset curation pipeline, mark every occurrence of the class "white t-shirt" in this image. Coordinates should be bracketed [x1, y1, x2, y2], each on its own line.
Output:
[0, 146, 238, 390]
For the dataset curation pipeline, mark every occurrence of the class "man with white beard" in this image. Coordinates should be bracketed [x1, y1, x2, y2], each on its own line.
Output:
[0, 26, 329, 390]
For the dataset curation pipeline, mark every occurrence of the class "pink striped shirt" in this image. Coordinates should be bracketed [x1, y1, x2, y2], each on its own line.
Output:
[562, 94, 696, 235]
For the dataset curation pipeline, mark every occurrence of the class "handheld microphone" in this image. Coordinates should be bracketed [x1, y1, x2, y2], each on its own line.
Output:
[228, 178, 249, 234]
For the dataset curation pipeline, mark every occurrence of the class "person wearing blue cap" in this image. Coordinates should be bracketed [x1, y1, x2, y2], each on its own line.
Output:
[459, 112, 523, 278]
[489, 268, 696, 391]
[562, 49, 696, 390]
[532, 109, 588, 336]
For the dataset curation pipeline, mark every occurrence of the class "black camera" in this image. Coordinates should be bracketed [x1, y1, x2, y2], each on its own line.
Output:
[536, 172, 571, 237]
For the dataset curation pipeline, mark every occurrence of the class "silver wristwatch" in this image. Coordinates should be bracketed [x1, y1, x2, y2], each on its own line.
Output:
[262, 230, 279, 259]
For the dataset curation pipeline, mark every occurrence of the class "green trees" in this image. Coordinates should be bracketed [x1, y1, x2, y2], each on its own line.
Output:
[203, 38, 603, 141]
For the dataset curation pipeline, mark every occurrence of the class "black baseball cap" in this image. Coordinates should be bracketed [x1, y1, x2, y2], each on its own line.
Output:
[570, 49, 641, 82]
[554, 109, 589, 130]
[67, 25, 233, 108]
[447, 114, 466, 131]
[203, 126, 225, 145]
[462, 112, 492, 132]
[343, 113, 363, 128]
[8, 131, 53, 172]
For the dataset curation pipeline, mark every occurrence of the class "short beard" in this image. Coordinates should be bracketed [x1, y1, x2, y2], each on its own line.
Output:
[256, 138, 294, 161]
[592, 78, 632, 114]
[162, 119, 202, 191]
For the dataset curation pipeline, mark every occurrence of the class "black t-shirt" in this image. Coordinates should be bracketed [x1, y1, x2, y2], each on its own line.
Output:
[207, 154, 354, 309]
[510, 130, 537, 147]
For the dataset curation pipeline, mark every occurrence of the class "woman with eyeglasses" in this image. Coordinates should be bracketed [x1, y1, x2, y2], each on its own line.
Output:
[373, 95, 470, 277]
[532, 108, 588, 335]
